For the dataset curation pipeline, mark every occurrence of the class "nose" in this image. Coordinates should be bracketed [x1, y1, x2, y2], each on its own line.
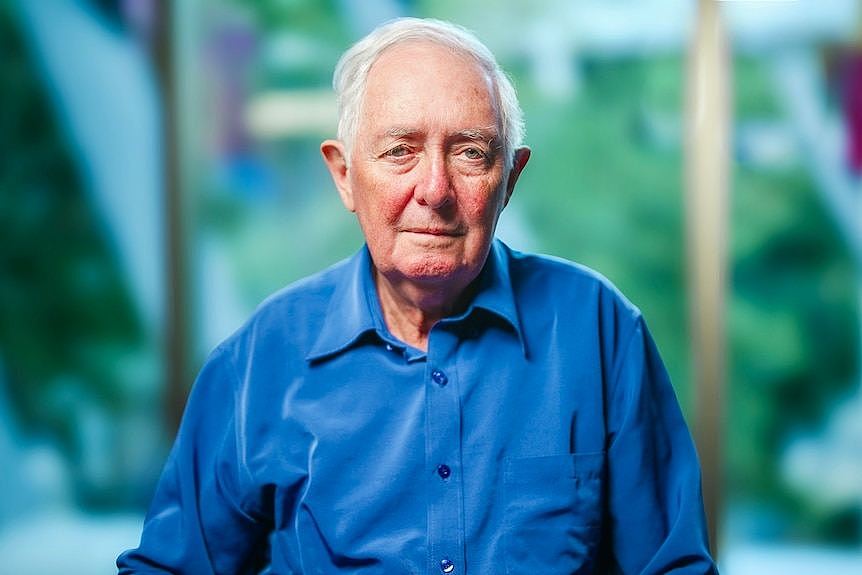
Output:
[414, 154, 452, 209]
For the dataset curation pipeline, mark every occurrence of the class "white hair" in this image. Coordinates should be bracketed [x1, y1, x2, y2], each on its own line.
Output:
[332, 17, 525, 169]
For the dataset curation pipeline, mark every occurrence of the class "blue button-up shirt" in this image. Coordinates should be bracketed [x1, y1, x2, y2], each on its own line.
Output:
[118, 240, 717, 574]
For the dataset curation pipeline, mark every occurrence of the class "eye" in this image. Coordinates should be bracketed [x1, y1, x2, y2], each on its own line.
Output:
[384, 144, 412, 158]
[463, 147, 486, 160]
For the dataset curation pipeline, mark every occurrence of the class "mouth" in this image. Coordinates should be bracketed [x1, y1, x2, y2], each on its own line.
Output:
[402, 227, 465, 237]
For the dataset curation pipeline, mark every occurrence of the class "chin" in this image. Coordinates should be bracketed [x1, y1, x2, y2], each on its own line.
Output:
[398, 254, 476, 285]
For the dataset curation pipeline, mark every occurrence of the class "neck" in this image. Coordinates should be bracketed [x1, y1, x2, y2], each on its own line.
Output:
[373, 270, 474, 351]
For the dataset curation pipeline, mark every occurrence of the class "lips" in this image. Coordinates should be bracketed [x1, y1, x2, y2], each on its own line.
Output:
[403, 227, 465, 236]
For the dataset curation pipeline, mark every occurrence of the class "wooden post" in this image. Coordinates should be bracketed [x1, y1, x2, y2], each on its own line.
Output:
[684, 0, 732, 557]
[153, 3, 189, 435]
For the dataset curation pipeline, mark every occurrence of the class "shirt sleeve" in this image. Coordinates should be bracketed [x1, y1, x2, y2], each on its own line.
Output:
[605, 316, 718, 574]
[117, 345, 271, 574]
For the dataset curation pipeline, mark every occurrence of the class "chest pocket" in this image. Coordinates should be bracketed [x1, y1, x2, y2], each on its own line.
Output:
[503, 452, 605, 574]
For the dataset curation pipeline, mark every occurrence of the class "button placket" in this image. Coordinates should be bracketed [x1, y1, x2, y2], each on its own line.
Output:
[424, 330, 466, 574]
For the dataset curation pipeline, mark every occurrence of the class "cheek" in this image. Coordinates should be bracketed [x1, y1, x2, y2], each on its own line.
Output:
[461, 183, 504, 225]
[351, 174, 409, 228]
[358, 194, 406, 231]
[353, 195, 411, 253]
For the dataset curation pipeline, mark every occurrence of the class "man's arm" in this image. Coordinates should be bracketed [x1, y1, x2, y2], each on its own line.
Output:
[117, 345, 270, 574]
[605, 317, 718, 574]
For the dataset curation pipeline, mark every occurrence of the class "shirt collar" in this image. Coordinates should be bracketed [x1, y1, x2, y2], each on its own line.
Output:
[306, 246, 379, 362]
[462, 238, 525, 353]
[306, 239, 525, 362]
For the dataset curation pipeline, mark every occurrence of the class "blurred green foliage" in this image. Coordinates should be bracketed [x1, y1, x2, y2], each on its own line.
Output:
[233, 0, 344, 37]
[731, 59, 859, 542]
[0, 1, 143, 443]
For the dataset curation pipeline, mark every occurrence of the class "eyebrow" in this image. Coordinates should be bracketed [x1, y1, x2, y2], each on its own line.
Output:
[452, 127, 504, 153]
[374, 125, 502, 149]
[380, 126, 499, 138]
[453, 126, 499, 142]
[381, 127, 421, 140]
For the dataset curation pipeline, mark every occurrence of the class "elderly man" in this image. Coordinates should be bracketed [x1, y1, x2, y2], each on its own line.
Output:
[119, 17, 717, 575]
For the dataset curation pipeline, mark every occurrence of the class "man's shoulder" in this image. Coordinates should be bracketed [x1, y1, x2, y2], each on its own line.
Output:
[259, 255, 354, 314]
[218, 254, 357, 354]
[506, 247, 613, 286]
[503, 244, 640, 318]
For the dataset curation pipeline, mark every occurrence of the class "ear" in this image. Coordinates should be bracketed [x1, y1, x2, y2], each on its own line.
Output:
[321, 139, 355, 212]
[503, 146, 531, 207]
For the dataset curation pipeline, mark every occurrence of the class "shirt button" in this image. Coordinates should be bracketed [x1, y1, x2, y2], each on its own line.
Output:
[431, 369, 448, 387]
[437, 464, 451, 479]
[440, 558, 455, 573]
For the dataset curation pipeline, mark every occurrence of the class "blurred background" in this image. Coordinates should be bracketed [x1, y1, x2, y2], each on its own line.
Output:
[1, 0, 861, 572]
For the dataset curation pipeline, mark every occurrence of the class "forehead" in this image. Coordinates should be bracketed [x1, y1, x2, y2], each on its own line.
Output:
[359, 41, 499, 138]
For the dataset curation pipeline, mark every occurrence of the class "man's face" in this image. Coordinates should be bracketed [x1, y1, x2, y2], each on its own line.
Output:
[325, 41, 527, 293]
